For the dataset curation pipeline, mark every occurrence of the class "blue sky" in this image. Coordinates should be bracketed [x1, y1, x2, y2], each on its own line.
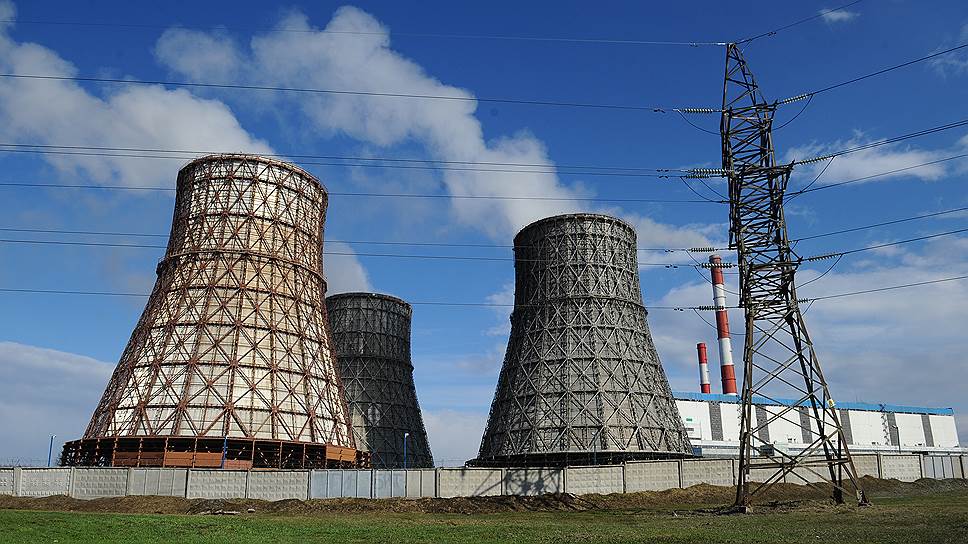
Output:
[1, 0, 967, 465]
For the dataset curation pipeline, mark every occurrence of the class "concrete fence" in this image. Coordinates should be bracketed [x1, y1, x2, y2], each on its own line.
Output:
[0, 454, 962, 501]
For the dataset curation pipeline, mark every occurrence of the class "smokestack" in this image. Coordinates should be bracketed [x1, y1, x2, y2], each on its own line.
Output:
[697, 343, 711, 394]
[709, 254, 738, 395]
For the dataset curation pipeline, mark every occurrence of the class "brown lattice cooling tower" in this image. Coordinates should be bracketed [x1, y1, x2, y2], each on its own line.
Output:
[61, 155, 361, 469]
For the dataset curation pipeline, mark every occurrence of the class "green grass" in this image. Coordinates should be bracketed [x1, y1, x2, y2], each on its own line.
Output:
[3, 493, 967, 544]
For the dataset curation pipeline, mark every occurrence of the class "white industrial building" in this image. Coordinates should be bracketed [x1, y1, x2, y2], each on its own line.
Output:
[673, 392, 963, 457]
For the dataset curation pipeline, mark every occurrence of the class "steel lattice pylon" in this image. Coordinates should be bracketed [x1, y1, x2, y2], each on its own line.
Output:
[474, 214, 692, 467]
[62, 154, 360, 469]
[719, 44, 868, 507]
[326, 293, 434, 469]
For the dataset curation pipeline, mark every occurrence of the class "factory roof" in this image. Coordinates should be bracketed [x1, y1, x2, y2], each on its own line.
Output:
[673, 392, 954, 416]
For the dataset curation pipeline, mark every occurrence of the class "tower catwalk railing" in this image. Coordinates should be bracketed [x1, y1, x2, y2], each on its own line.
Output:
[718, 44, 868, 508]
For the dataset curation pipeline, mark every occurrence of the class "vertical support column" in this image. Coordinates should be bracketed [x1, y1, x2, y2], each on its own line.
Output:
[12, 467, 21, 497]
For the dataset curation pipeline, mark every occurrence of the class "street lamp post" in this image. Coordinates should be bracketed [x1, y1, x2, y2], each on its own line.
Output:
[403, 432, 410, 469]
[47, 435, 56, 467]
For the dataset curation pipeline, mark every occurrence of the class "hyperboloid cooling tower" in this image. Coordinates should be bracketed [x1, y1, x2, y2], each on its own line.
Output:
[62, 154, 359, 469]
[474, 213, 692, 467]
[326, 293, 434, 468]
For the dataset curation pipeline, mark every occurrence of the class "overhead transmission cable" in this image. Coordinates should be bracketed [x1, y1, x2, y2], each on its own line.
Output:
[736, 0, 863, 45]
[5, 272, 967, 309]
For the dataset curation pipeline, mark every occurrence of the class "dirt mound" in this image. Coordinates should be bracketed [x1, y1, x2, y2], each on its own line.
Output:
[1, 478, 964, 516]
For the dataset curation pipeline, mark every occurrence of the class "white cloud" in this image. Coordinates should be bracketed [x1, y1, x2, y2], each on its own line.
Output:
[324, 241, 374, 294]
[820, 9, 859, 23]
[154, 6, 717, 247]
[929, 22, 968, 77]
[0, 342, 113, 464]
[0, 5, 272, 187]
[785, 134, 953, 188]
[0, 2, 372, 292]
[422, 409, 487, 466]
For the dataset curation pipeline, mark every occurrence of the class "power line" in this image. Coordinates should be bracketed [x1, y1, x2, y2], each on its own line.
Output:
[0, 73, 680, 112]
[787, 40, 968, 102]
[790, 152, 968, 196]
[0, 287, 710, 311]
[800, 274, 968, 302]
[0, 238, 722, 268]
[793, 206, 968, 242]
[0, 227, 726, 253]
[5, 114, 967, 185]
[803, 226, 968, 262]
[0, 147, 684, 178]
[737, 0, 863, 45]
[0, 182, 719, 204]
[5, 272, 965, 308]
[0, 142, 686, 174]
[0, 18, 728, 47]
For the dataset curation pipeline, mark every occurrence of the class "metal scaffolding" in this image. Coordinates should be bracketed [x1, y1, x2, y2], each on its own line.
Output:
[63, 154, 361, 469]
[326, 293, 434, 469]
[474, 214, 692, 467]
[718, 44, 868, 507]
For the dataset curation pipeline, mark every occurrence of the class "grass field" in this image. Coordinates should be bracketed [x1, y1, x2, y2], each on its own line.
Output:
[2, 491, 967, 544]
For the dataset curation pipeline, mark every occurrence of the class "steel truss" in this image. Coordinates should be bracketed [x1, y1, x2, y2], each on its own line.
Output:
[326, 293, 434, 469]
[72, 155, 359, 467]
[474, 214, 692, 467]
[719, 44, 868, 507]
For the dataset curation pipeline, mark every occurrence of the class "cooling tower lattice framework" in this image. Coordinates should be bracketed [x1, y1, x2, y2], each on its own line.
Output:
[62, 154, 359, 469]
[475, 213, 692, 467]
[326, 293, 434, 469]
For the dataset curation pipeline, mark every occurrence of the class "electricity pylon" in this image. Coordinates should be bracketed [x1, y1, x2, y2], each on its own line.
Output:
[717, 43, 868, 509]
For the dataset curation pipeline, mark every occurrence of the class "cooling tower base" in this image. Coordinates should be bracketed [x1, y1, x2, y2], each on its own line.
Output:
[60, 436, 369, 470]
[468, 450, 693, 468]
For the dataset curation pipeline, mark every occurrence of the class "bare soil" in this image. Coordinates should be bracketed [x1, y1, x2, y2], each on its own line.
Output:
[0, 476, 964, 516]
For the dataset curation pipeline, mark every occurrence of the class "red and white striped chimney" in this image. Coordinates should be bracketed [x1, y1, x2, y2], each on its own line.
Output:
[697, 342, 711, 394]
[709, 254, 738, 395]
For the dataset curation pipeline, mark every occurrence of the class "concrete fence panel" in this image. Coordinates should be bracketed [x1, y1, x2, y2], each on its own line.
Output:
[247, 471, 309, 501]
[404, 470, 436, 498]
[186, 469, 247, 499]
[565, 465, 624, 495]
[624, 461, 679, 492]
[851, 455, 880, 479]
[935, 457, 953, 479]
[505, 468, 563, 496]
[0, 469, 14, 496]
[127, 468, 188, 497]
[681, 459, 733, 487]
[919, 457, 932, 479]
[437, 468, 503, 498]
[373, 470, 407, 499]
[18, 468, 71, 497]
[70, 468, 128, 499]
[310, 469, 372, 499]
[880, 455, 921, 482]
[955, 456, 967, 480]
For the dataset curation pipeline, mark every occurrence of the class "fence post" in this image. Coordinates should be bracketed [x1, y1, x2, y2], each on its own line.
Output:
[12, 467, 21, 497]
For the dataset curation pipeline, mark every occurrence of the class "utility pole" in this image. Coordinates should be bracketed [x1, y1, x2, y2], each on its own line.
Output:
[715, 43, 868, 509]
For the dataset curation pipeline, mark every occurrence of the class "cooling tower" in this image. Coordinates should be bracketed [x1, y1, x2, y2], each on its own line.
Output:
[61, 154, 359, 469]
[474, 213, 692, 467]
[326, 293, 434, 468]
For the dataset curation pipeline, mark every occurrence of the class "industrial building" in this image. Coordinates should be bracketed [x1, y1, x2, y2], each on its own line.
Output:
[326, 293, 434, 469]
[475, 214, 692, 467]
[61, 155, 361, 469]
[674, 392, 961, 457]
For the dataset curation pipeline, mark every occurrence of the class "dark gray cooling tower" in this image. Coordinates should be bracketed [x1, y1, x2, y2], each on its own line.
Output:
[474, 213, 692, 467]
[326, 293, 434, 468]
